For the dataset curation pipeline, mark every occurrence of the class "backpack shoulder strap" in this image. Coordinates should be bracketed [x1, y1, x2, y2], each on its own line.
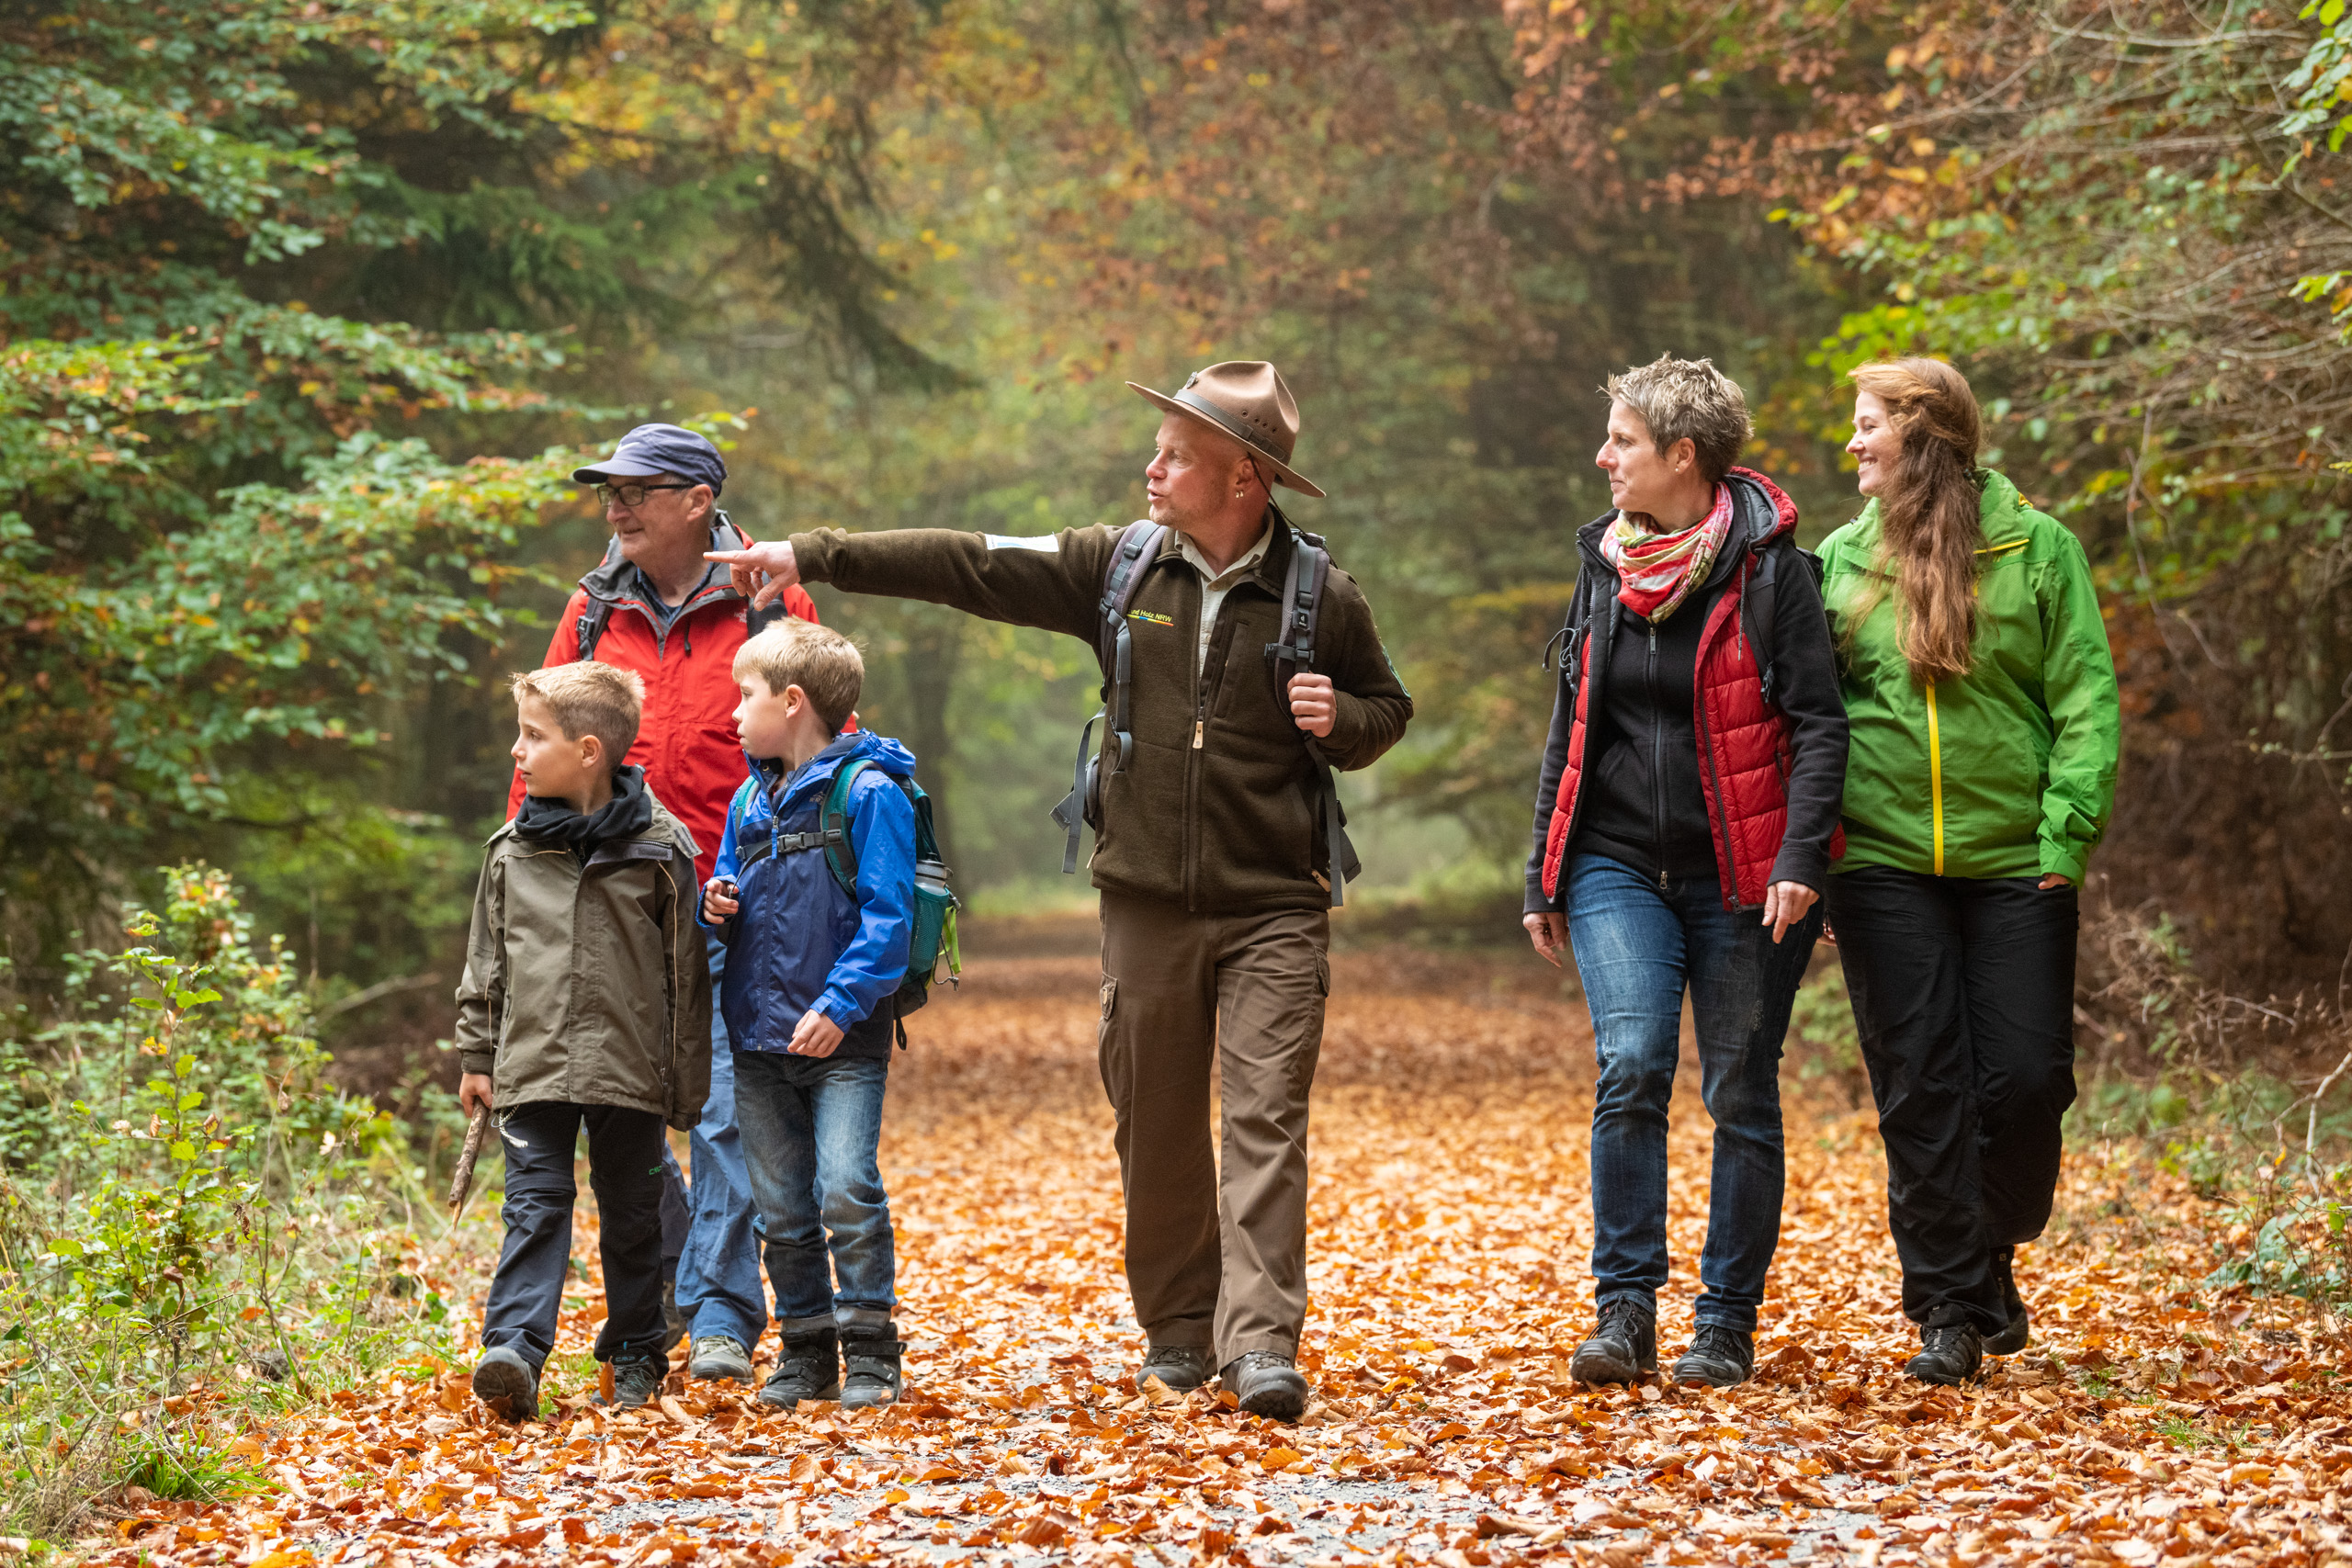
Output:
[820, 761, 870, 895]
[1260, 524, 1359, 907]
[1738, 539, 1825, 710]
[575, 596, 614, 662]
[1097, 522, 1167, 668]
[1053, 523, 1167, 875]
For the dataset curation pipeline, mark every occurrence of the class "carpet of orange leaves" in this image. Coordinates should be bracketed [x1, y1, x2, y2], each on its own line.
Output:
[94, 947, 2352, 1567]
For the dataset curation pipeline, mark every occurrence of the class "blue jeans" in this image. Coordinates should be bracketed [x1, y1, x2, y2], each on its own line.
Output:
[664, 936, 773, 1349]
[731, 1049, 896, 1329]
[1566, 854, 1818, 1333]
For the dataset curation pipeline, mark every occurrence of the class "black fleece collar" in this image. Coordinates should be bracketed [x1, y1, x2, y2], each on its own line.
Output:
[515, 764, 655, 861]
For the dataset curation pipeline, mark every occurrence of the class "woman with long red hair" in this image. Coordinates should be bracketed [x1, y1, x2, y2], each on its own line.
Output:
[1821, 358, 2120, 1385]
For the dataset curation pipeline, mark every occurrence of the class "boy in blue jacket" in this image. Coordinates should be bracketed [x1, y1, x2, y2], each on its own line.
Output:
[699, 620, 918, 1411]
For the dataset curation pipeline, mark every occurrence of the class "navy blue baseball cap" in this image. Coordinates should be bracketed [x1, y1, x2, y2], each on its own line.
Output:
[571, 423, 727, 497]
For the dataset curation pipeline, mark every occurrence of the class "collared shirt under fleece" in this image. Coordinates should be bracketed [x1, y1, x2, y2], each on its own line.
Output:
[1177, 526, 1272, 679]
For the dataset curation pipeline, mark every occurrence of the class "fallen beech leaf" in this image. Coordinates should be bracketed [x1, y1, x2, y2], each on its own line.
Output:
[1015, 1516, 1069, 1548]
[1477, 1513, 1544, 1538]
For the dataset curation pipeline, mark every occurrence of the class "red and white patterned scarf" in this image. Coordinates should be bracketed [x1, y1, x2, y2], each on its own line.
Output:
[1600, 483, 1734, 623]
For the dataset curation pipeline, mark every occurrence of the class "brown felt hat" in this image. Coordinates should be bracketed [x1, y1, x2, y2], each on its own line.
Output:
[1125, 360, 1326, 500]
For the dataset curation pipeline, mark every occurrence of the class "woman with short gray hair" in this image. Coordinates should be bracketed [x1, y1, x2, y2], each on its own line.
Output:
[1523, 355, 1849, 1387]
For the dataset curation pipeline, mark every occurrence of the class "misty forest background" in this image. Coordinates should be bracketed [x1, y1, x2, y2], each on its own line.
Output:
[7, 0, 2352, 1082]
[8, 0, 2352, 1520]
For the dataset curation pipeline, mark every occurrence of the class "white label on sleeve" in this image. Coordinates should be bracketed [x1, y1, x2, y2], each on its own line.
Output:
[982, 533, 1060, 552]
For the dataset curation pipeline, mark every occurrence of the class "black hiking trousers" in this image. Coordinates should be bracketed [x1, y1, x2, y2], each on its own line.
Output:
[1824, 866, 2079, 1335]
[480, 1100, 670, 1374]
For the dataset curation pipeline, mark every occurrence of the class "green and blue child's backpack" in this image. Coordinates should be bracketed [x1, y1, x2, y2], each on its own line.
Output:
[817, 761, 961, 1047]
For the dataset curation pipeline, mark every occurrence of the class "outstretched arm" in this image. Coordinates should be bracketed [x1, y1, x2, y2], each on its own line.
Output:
[710, 527, 1118, 641]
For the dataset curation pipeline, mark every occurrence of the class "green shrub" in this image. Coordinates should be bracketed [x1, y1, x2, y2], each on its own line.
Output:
[0, 866, 477, 1537]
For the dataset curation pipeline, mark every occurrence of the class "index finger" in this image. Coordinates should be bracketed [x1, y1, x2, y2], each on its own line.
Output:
[704, 549, 752, 564]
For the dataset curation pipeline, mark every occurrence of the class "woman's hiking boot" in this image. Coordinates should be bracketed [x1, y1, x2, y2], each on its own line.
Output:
[1984, 1246, 2030, 1354]
[1221, 1352, 1309, 1422]
[841, 1320, 906, 1411]
[759, 1325, 842, 1409]
[689, 1335, 753, 1384]
[1135, 1344, 1216, 1393]
[1670, 1324, 1754, 1388]
[471, 1346, 538, 1422]
[601, 1355, 665, 1409]
[1570, 1299, 1657, 1385]
[662, 1279, 689, 1354]
[1905, 1305, 1983, 1386]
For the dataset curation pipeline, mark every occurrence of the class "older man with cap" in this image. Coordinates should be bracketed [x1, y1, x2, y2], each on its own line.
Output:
[708, 363, 1414, 1420]
[506, 423, 822, 1389]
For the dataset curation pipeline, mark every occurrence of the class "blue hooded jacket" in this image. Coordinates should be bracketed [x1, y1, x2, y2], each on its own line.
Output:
[702, 729, 918, 1057]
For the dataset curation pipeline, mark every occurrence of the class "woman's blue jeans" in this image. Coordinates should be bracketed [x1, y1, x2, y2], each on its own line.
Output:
[1565, 853, 1818, 1333]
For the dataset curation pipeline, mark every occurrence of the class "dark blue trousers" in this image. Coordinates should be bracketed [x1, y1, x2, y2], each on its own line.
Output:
[480, 1100, 669, 1372]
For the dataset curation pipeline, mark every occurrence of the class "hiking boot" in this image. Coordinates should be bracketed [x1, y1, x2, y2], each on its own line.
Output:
[1670, 1324, 1754, 1389]
[1905, 1305, 1983, 1386]
[689, 1334, 752, 1384]
[662, 1279, 689, 1354]
[1221, 1352, 1309, 1422]
[1135, 1344, 1216, 1393]
[470, 1346, 538, 1422]
[600, 1355, 665, 1409]
[759, 1325, 841, 1410]
[1569, 1298, 1657, 1385]
[841, 1320, 906, 1412]
[1983, 1246, 2030, 1355]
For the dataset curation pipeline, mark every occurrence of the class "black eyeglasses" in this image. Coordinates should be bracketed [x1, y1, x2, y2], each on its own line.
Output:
[594, 481, 694, 509]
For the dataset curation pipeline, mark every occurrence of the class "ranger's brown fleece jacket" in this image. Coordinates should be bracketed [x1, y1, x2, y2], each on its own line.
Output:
[789, 520, 1413, 915]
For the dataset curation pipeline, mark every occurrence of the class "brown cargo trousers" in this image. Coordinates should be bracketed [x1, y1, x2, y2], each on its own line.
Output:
[1096, 890, 1330, 1364]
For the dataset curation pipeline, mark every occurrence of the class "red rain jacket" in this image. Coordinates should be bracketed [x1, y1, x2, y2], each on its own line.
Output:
[506, 517, 820, 885]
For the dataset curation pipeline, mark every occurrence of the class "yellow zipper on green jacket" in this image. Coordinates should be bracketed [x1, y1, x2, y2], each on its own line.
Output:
[1924, 680, 1944, 875]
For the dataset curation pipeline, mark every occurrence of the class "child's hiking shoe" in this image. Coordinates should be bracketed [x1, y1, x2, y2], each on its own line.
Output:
[1134, 1344, 1216, 1393]
[758, 1325, 841, 1410]
[600, 1355, 665, 1410]
[841, 1320, 905, 1411]
[689, 1335, 753, 1384]
[471, 1346, 538, 1422]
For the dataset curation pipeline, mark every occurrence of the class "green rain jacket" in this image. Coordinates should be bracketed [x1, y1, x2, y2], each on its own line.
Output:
[1818, 469, 2120, 885]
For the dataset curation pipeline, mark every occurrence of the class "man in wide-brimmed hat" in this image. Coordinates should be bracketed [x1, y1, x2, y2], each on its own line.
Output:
[708, 362, 1413, 1420]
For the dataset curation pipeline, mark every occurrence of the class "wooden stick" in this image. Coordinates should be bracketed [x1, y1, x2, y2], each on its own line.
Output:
[447, 1105, 492, 1223]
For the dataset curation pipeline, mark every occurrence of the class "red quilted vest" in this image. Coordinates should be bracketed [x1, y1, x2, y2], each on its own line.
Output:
[1539, 468, 1838, 910]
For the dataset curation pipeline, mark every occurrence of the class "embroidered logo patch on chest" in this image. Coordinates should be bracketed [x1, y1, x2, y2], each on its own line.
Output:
[1127, 610, 1175, 627]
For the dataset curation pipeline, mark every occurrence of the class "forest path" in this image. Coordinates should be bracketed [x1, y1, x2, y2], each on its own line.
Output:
[102, 952, 2350, 1568]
